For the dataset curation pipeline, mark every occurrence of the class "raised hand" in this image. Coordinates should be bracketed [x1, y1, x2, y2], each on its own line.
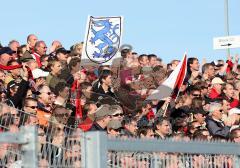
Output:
[235, 54, 239, 62]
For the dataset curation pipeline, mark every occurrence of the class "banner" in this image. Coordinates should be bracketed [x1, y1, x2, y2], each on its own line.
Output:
[147, 53, 187, 100]
[81, 16, 123, 64]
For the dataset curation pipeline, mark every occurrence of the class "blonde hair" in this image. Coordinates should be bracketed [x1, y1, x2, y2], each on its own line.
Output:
[70, 42, 83, 56]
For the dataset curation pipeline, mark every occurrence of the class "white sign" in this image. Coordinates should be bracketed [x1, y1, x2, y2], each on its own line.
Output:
[213, 35, 240, 50]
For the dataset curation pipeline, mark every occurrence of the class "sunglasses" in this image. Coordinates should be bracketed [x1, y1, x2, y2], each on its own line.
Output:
[26, 105, 38, 109]
[112, 113, 124, 117]
[192, 94, 201, 97]
[194, 126, 201, 129]
[0, 91, 6, 94]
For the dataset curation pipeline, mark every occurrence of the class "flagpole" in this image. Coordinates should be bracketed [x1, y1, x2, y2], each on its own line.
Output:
[162, 102, 169, 117]
[224, 0, 230, 57]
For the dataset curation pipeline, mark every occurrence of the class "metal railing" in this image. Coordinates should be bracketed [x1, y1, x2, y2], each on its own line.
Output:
[0, 126, 38, 168]
[0, 104, 82, 168]
[81, 132, 240, 168]
[1, 103, 240, 168]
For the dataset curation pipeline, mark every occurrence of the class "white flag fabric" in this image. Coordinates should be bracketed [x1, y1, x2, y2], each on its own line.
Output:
[147, 53, 187, 100]
[81, 16, 123, 65]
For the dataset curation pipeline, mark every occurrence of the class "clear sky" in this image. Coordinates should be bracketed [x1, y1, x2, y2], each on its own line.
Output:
[0, 0, 239, 63]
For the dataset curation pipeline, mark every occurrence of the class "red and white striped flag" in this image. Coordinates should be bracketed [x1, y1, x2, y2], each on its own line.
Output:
[147, 53, 187, 100]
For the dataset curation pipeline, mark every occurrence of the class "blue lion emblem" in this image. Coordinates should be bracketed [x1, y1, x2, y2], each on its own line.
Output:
[89, 19, 120, 59]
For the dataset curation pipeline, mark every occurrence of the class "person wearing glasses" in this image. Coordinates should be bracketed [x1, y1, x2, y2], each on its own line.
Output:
[23, 97, 38, 115]
[88, 104, 116, 131]
[36, 85, 53, 127]
[20, 97, 39, 127]
[37, 85, 52, 112]
[206, 103, 234, 139]
[190, 87, 201, 99]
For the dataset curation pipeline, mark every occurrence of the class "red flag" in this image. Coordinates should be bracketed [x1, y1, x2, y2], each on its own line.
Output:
[72, 80, 82, 119]
[171, 54, 187, 99]
[147, 53, 187, 100]
[226, 60, 233, 73]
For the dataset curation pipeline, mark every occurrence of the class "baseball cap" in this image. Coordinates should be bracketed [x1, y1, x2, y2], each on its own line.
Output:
[19, 51, 34, 62]
[110, 105, 123, 115]
[88, 104, 115, 121]
[211, 77, 225, 85]
[7, 80, 18, 92]
[0, 47, 15, 55]
[56, 47, 70, 55]
[229, 108, 240, 115]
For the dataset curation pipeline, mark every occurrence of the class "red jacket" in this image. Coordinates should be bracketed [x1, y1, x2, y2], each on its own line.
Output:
[78, 117, 93, 132]
[209, 88, 222, 99]
[230, 99, 239, 108]
[223, 95, 239, 109]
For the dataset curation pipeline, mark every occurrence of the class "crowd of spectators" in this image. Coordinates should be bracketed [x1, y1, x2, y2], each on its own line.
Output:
[0, 34, 240, 167]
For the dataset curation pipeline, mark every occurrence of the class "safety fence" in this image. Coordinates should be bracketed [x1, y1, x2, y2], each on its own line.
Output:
[0, 126, 37, 168]
[0, 104, 82, 168]
[81, 131, 240, 168]
[1, 104, 240, 168]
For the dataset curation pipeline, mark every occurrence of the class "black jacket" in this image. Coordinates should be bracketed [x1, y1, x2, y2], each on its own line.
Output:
[91, 81, 116, 103]
[121, 128, 135, 137]
[89, 122, 105, 131]
[7, 79, 29, 109]
[206, 116, 230, 139]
